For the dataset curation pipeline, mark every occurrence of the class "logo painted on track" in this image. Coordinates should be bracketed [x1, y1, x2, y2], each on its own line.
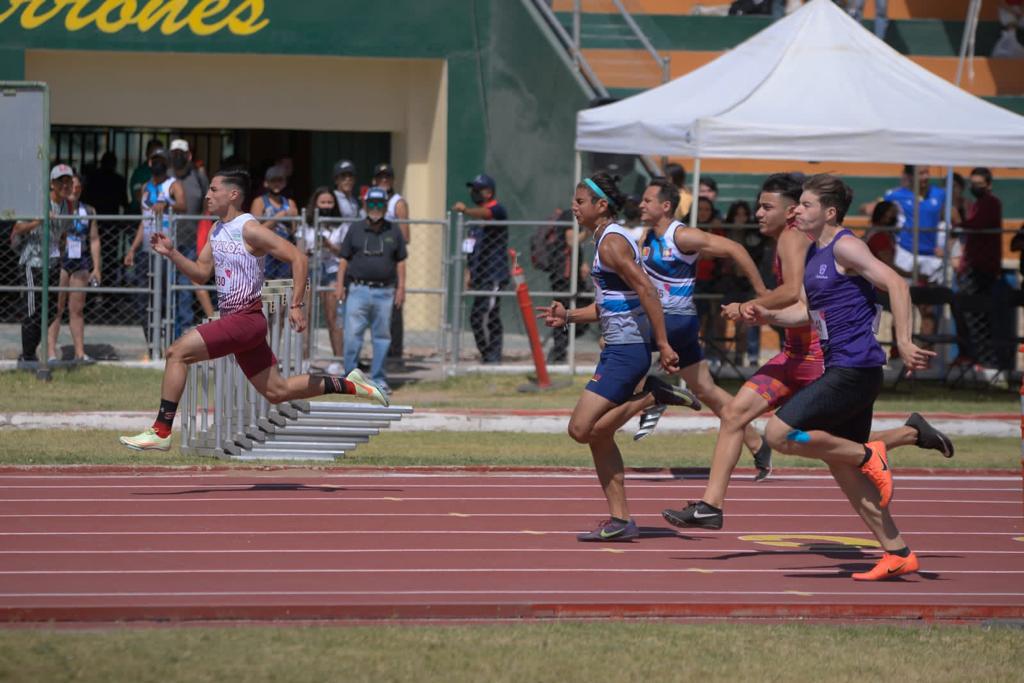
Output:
[738, 534, 881, 549]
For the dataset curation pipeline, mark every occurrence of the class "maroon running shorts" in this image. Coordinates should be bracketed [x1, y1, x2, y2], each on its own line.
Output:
[196, 301, 276, 378]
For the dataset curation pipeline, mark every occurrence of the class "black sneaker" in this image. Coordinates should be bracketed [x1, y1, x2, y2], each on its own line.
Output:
[752, 441, 772, 482]
[643, 375, 701, 411]
[633, 404, 666, 441]
[662, 501, 723, 530]
[905, 412, 954, 458]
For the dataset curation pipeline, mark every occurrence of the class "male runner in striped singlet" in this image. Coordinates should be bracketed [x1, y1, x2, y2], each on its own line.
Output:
[663, 174, 952, 532]
[632, 178, 773, 477]
[119, 169, 387, 452]
[739, 175, 936, 581]
[539, 173, 684, 543]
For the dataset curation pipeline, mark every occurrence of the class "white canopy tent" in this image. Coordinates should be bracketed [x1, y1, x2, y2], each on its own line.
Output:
[575, 0, 1024, 167]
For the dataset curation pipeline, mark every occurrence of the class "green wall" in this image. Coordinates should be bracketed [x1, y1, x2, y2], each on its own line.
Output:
[0, 0, 591, 219]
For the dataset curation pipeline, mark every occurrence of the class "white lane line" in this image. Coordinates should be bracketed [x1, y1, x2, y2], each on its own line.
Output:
[2, 589, 1022, 599]
[0, 512, 1018, 520]
[1, 473, 1018, 482]
[0, 497, 1015, 504]
[0, 483, 1017, 492]
[0, 530, 1019, 536]
[0, 548, 1020, 555]
[2, 568, 1022, 576]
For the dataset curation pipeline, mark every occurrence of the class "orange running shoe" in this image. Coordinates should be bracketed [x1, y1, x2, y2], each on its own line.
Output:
[852, 551, 919, 581]
[860, 441, 893, 508]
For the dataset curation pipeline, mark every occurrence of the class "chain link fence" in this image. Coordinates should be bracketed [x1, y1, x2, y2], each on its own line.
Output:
[3, 208, 1021, 383]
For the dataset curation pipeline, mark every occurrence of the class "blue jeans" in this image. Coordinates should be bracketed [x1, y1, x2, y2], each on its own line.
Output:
[175, 245, 197, 340]
[343, 284, 394, 385]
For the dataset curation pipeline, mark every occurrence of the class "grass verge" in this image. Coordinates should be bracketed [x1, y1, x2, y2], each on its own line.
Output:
[0, 622, 1021, 683]
[0, 429, 1016, 470]
[1, 366, 1018, 414]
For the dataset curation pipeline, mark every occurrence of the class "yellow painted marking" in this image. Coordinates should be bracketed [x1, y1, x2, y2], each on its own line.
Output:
[786, 590, 814, 597]
[522, 530, 547, 535]
[600, 548, 625, 554]
[686, 568, 714, 574]
[1014, 536, 1024, 543]
[383, 497, 403, 502]
[448, 513, 471, 518]
[739, 534, 880, 549]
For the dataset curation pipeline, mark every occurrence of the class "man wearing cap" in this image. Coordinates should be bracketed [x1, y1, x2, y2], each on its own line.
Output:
[332, 160, 364, 227]
[335, 186, 408, 392]
[372, 162, 410, 362]
[169, 139, 210, 338]
[453, 173, 508, 364]
[125, 148, 186, 349]
[251, 165, 300, 280]
[12, 164, 74, 364]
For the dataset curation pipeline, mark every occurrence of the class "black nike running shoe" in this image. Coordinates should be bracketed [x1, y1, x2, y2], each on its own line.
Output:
[905, 412, 954, 458]
[752, 441, 773, 482]
[643, 375, 701, 411]
[662, 501, 723, 530]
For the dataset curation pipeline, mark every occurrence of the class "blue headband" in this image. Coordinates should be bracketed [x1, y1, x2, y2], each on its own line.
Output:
[583, 178, 613, 206]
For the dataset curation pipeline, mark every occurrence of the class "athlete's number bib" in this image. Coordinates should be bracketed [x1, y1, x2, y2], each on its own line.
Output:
[67, 236, 82, 260]
[216, 270, 232, 297]
[809, 309, 828, 342]
[656, 283, 669, 302]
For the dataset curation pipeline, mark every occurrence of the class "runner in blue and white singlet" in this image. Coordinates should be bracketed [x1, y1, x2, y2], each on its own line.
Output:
[209, 211, 265, 316]
[641, 220, 698, 317]
[592, 223, 651, 347]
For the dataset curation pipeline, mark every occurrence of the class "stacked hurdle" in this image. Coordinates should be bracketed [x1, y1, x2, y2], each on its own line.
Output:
[179, 279, 413, 462]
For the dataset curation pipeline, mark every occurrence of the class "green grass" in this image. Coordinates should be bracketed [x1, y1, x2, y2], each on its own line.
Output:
[0, 429, 1016, 470]
[0, 622, 1021, 683]
[2, 366, 1016, 415]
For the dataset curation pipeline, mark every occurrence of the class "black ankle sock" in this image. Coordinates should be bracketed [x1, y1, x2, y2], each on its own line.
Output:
[859, 446, 873, 467]
[888, 546, 911, 558]
[155, 399, 178, 430]
[611, 516, 630, 525]
[322, 376, 355, 395]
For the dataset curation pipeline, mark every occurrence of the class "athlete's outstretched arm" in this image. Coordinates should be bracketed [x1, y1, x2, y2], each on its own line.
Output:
[151, 232, 214, 284]
[740, 229, 812, 320]
[601, 232, 679, 373]
[750, 285, 809, 328]
[833, 235, 933, 371]
[676, 228, 767, 297]
[243, 220, 310, 332]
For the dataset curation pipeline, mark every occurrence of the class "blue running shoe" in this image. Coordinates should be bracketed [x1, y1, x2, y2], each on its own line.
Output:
[577, 518, 639, 542]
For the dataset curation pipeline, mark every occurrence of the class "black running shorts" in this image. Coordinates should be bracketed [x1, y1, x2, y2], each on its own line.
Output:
[773, 366, 884, 443]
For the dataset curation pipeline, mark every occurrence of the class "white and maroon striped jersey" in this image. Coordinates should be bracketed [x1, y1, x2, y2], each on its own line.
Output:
[209, 213, 264, 315]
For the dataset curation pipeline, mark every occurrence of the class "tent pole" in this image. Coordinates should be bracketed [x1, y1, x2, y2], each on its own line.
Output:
[911, 166, 920, 284]
[942, 168, 954, 287]
[689, 157, 701, 228]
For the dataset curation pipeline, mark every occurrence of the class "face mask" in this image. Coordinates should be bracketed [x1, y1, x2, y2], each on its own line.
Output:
[970, 186, 987, 199]
[171, 154, 187, 171]
[150, 160, 167, 176]
[470, 189, 484, 205]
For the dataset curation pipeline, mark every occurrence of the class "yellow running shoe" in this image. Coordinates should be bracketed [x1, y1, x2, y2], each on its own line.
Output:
[119, 428, 171, 452]
[345, 368, 390, 407]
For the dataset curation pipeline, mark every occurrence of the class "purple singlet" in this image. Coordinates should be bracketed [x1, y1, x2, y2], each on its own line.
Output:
[803, 229, 886, 369]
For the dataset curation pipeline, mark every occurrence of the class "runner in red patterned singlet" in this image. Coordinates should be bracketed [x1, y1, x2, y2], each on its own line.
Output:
[118, 168, 388, 452]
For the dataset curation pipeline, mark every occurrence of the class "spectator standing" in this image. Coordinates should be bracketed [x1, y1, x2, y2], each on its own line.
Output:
[13, 164, 73, 364]
[336, 187, 407, 392]
[864, 200, 899, 268]
[1010, 221, 1024, 287]
[726, 200, 762, 364]
[373, 162, 410, 362]
[332, 160, 365, 230]
[694, 196, 726, 362]
[47, 174, 101, 362]
[168, 139, 210, 338]
[453, 173, 509, 364]
[664, 163, 693, 222]
[837, 0, 889, 39]
[955, 168, 1003, 368]
[299, 187, 345, 367]
[82, 152, 126, 290]
[541, 208, 592, 363]
[251, 165, 300, 280]
[128, 139, 163, 214]
[125, 148, 186, 349]
[882, 165, 946, 338]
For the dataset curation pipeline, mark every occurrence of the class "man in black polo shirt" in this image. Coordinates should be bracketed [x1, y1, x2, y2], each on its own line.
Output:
[336, 187, 407, 392]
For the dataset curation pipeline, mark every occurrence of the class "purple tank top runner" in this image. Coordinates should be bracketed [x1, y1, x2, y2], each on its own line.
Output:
[803, 229, 886, 368]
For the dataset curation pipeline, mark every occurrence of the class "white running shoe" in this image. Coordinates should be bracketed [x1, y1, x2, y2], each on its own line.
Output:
[119, 428, 171, 452]
[633, 404, 667, 441]
[345, 368, 390, 407]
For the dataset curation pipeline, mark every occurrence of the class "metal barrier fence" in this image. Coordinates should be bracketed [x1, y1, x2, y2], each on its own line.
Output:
[3, 210, 1021, 383]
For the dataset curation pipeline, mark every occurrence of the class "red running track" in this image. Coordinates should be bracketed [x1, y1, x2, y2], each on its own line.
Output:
[0, 467, 1022, 623]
